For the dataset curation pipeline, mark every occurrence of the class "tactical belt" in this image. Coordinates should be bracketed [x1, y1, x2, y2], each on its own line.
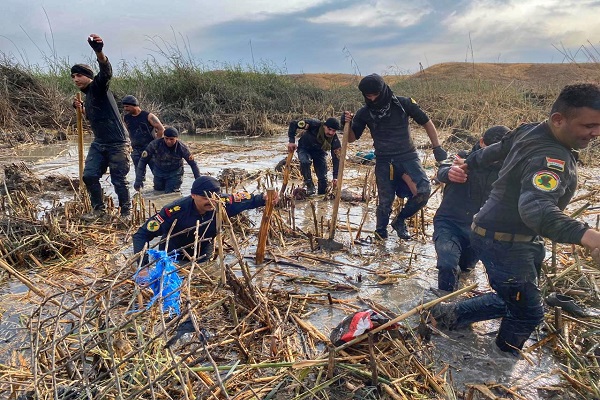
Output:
[471, 223, 535, 242]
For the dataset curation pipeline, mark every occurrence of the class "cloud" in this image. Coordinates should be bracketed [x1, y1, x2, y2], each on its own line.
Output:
[443, 0, 600, 54]
[308, 0, 432, 28]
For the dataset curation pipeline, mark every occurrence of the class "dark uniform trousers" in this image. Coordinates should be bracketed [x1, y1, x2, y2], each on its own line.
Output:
[298, 147, 329, 193]
[451, 233, 546, 353]
[82, 142, 131, 212]
[433, 220, 478, 291]
[374, 157, 430, 235]
[153, 166, 185, 193]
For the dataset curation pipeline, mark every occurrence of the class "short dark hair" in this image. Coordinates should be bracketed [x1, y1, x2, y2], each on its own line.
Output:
[550, 83, 600, 117]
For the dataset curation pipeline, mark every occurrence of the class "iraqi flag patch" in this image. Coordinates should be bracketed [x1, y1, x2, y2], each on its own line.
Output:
[545, 157, 565, 172]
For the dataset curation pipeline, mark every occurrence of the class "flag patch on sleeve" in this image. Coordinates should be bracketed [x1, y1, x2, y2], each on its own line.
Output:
[545, 157, 565, 172]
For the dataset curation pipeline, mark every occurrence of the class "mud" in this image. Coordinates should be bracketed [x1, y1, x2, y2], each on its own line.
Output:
[0, 131, 592, 399]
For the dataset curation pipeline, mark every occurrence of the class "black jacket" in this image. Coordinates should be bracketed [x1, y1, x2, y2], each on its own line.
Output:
[81, 58, 129, 145]
[471, 122, 587, 243]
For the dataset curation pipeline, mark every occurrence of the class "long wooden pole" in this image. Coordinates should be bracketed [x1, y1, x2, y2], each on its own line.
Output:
[255, 189, 275, 264]
[334, 283, 478, 352]
[279, 152, 294, 198]
[328, 121, 350, 240]
[76, 92, 85, 187]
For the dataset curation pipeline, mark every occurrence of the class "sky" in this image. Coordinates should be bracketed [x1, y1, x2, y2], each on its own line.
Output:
[1, 0, 599, 75]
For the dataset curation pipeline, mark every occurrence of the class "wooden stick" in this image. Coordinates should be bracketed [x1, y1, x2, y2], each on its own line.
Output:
[334, 283, 477, 351]
[76, 92, 84, 188]
[328, 119, 351, 241]
[279, 152, 294, 198]
[256, 189, 275, 264]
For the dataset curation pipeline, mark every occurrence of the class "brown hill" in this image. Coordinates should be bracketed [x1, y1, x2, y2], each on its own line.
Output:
[292, 62, 600, 89]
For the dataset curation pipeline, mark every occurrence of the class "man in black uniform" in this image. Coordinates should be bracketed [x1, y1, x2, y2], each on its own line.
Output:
[122, 95, 165, 169]
[132, 176, 277, 262]
[343, 74, 447, 239]
[287, 117, 341, 195]
[433, 125, 510, 292]
[134, 127, 200, 193]
[72, 34, 131, 220]
[432, 83, 600, 355]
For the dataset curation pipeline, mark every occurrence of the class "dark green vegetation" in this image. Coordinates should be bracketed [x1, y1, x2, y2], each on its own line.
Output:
[1, 57, 600, 159]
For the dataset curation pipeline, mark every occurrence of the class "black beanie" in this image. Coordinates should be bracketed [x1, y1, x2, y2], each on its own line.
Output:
[70, 64, 94, 79]
[358, 74, 385, 95]
[164, 127, 179, 137]
[122, 95, 139, 106]
[482, 125, 510, 146]
[324, 117, 340, 131]
[191, 176, 220, 196]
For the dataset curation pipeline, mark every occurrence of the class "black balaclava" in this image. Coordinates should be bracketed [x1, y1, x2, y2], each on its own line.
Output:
[358, 74, 394, 120]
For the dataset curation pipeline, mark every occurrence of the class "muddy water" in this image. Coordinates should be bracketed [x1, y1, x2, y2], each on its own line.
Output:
[1, 134, 565, 398]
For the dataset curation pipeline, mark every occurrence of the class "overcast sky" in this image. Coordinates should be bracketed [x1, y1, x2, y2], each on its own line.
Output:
[2, 0, 599, 75]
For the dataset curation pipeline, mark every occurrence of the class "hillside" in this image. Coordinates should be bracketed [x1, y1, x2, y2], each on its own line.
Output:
[291, 62, 600, 89]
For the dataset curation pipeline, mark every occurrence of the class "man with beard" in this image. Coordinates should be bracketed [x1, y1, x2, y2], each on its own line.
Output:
[71, 34, 131, 221]
[342, 74, 446, 239]
[122, 95, 165, 169]
[431, 83, 600, 355]
[132, 176, 277, 263]
[134, 127, 200, 193]
[287, 117, 341, 195]
[433, 125, 510, 293]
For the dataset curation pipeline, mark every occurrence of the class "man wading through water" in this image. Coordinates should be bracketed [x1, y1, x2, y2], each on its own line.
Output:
[431, 83, 600, 355]
[342, 74, 446, 240]
[287, 117, 341, 196]
[72, 34, 131, 222]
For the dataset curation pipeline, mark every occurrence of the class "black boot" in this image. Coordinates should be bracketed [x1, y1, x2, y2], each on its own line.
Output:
[317, 180, 328, 195]
[391, 217, 411, 240]
[305, 181, 316, 196]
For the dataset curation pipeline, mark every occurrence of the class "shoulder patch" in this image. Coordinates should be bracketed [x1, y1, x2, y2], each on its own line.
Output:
[297, 120, 306, 129]
[232, 192, 252, 202]
[545, 157, 565, 172]
[532, 170, 560, 192]
[141, 150, 148, 158]
[155, 214, 164, 224]
[410, 97, 418, 104]
[146, 219, 161, 232]
[163, 205, 181, 217]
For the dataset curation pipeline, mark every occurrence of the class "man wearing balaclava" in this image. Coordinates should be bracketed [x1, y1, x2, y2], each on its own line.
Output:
[71, 34, 131, 222]
[342, 74, 447, 240]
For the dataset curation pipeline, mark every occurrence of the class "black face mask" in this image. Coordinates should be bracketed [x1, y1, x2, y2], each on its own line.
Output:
[364, 84, 394, 120]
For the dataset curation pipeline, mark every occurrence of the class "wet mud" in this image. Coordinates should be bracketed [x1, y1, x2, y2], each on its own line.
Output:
[0, 132, 594, 399]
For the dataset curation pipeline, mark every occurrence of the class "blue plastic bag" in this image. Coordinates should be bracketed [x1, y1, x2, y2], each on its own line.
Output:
[134, 249, 182, 317]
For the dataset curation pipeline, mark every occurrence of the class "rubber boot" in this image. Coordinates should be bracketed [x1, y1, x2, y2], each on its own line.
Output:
[391, 217, 411, 240]
[305, 181, 316, 196]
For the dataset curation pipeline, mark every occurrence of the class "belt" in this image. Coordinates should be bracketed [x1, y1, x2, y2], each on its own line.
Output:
[471, 223, 535, 242]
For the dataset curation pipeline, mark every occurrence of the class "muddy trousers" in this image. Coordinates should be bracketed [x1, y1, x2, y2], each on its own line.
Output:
[375, 157, 430, 236]
[433, 219, 478, 291]
[83, 142, 131, 214]
[452, 233, 545, 354]
[298, 148, 328, 194]
[153, 167, 184, 193]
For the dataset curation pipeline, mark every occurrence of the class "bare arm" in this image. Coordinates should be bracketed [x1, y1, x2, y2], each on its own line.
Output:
[148, 113, 165, 138]
[423, 120, 440, 147]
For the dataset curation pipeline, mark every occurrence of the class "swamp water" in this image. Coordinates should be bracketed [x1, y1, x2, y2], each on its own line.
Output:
[0, 133, 565, 399]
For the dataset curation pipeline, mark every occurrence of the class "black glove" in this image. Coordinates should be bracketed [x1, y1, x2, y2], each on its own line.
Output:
[432, 146, 448, 162]
[134, 181, 143, 191]
[340, 112, 346, 125]
[88, 36, 104, 52]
